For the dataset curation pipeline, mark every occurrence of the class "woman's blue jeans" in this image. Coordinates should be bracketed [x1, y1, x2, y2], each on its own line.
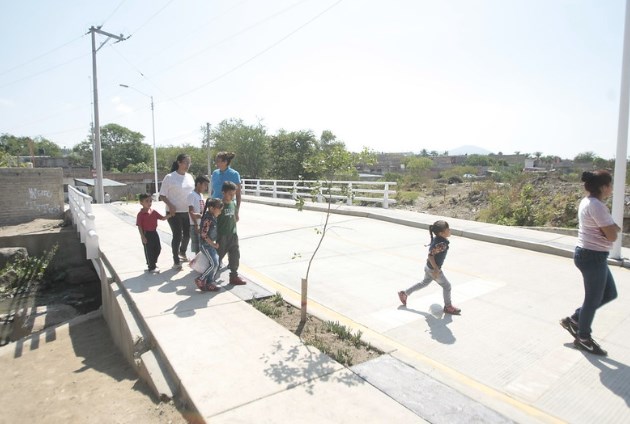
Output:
[572, 247, 617, 339]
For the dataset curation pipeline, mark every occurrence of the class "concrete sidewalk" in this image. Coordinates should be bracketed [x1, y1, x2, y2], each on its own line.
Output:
[94, 198, 630, 423]
[93, 203, 424, 423]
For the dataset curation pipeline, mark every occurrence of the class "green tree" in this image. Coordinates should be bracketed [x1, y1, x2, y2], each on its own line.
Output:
[574, 151, 596, 163]
[33, 136, 62, 157]
[100, 123, 151, 172]
[268, 130, 318, 180]
[211, 118, 269, 178]
[0, 150, 21, 167]
[404, 156, 433, 180]
[70, 139, 94, 167]
[464, 154, 495, 166]
[593, 157, 612, 169]
[296, 145, 376, 323]
[312, 131, 358, 180]
[0, 134, 61, 157]
[124, 162, 153, 173]
[158, 145, 208, 177]
[440, 165, 477, 180]
[71, 124, 153, 172]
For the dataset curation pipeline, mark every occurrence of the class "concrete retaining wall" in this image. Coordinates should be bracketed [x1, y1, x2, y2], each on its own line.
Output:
[0, 229, 87, 269]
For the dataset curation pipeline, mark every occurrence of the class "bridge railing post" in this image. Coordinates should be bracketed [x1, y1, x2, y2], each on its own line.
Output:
[347, 182, 353, 206]
[68, 186, 100, 260]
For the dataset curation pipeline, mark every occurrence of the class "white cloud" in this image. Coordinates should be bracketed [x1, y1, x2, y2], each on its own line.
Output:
[111, 96, 134, 114]
[0, 98, 14, 108]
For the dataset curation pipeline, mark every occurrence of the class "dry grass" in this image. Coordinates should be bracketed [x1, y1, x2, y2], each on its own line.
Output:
[249, 293, 381, 366]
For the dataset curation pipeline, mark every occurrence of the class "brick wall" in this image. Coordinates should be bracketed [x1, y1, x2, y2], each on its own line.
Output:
[0, 168, 64, 225]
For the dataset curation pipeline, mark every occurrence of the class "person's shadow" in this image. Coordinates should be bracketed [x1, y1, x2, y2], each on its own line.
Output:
[582, 353, 630, 407]
[398, 303, 456, 344]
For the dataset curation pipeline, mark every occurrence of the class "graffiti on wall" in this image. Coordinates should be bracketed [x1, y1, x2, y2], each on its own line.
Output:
[25, 187, 61, 214]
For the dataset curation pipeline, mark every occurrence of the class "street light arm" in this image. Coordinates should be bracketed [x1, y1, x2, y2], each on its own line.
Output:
[120, 83, 160, 199]
[119, 83, 150, 98]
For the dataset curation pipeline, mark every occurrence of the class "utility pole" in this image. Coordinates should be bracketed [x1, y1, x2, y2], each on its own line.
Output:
[206, 122, 212, 176]
[611, 0, 630, 261]
[89, 26, 126, 204]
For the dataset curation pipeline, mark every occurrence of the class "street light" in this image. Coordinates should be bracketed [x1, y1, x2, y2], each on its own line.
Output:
[119, 84, 159, 199]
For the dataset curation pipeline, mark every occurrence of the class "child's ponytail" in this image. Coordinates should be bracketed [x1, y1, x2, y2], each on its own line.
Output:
[201, 198, 211, 219]
[428, 220, 449, 244]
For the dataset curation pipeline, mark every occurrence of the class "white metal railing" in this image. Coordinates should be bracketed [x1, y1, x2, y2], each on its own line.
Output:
[68, 186, 99, 259]
[241, 179, 397, 209]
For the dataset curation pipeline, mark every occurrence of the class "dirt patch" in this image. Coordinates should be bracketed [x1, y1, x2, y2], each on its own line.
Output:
[249, 295, 381, 366]
[396, 176, 585, 223]
[0, 219, 189, 423]
[402, 181, 488, 221]
[0, 218, 67, 237]
[0, 315, 188, 424]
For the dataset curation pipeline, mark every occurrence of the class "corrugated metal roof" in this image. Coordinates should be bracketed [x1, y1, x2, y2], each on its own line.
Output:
[74, 178, 127, 187]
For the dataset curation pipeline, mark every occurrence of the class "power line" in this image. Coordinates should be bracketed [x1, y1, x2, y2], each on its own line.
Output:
[145, 0, 309, 80]
[101, 0, 128, 26]
[0, 52, 90, 89]
[6, 104, 86, 131]
[170, 0, 344, 101]
[0, 35, 85, 77]
[127, 0, 177, 37]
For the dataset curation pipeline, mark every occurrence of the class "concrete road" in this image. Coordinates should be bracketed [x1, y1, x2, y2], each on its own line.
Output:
[234, 200, 630, 424]
[111, 198, 630, 423]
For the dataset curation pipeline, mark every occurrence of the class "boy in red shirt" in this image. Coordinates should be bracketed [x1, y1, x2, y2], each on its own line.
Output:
[136, 193, 169, 273]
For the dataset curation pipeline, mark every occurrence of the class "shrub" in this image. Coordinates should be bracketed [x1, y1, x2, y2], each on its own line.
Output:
[396, 190, 420, 205]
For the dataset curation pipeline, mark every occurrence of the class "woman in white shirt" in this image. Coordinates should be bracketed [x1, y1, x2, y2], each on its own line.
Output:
[159, 154, 195, 269]
[560, 170, 620, 356]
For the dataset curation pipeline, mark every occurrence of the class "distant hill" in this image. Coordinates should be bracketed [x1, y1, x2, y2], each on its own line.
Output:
[448, 145, 493, 156]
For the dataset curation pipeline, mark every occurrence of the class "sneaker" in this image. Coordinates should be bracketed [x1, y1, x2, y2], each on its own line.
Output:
[204, 282, 218, 291]
[194, 278, 206, 291]
[560, 317, 578, 338]
[398, 291, 407, 306]
[178, 252, 189, 262]
[443, 304, 461, 315]
[149, 267, 160, 274]
[573, 337, 607, 356]
[172, 263, 182, 270]
[229, 274, 247, 285]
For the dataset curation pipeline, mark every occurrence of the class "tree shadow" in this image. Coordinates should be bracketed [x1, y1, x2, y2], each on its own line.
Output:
[259, 338, 365, 395]
[398, 303, 456, 344]
[583, 353, 630, 407]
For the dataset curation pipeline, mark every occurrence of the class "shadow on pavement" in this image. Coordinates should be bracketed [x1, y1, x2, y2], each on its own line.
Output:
[398, 303, 456, 344]
[585, 354, 630, 408]
[260, 340, 365, 395]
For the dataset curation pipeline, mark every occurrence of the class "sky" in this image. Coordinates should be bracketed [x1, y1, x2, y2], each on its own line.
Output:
[0, 0, 627, 160]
